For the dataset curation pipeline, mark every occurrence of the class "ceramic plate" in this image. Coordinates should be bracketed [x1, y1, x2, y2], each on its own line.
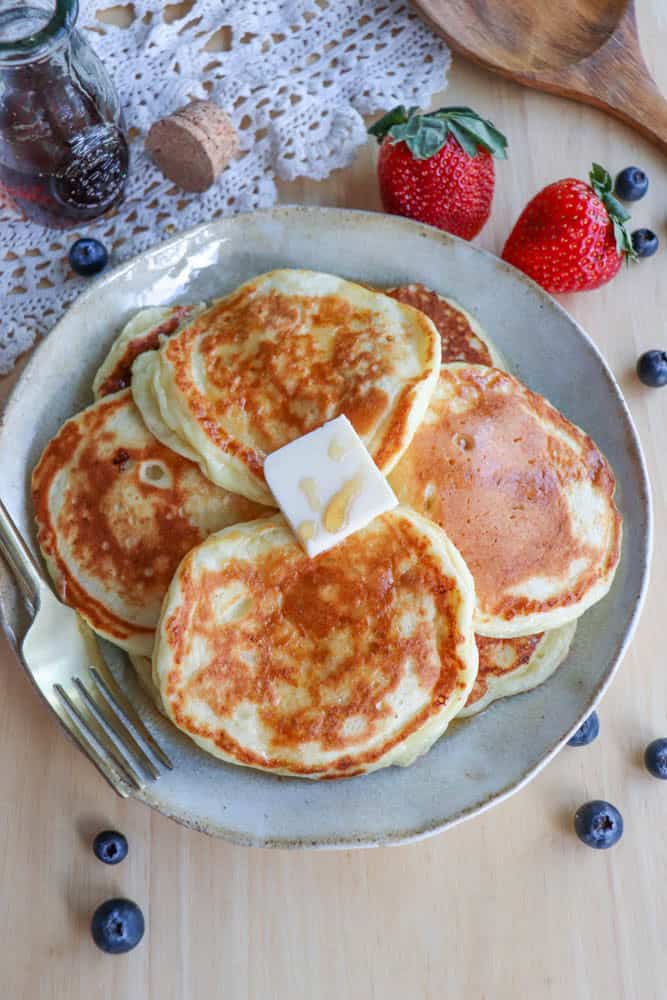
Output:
[0, 208, 651, 848]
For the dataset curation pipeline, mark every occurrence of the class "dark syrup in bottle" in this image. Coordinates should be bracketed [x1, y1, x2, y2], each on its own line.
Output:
[0, 6, 129, 228]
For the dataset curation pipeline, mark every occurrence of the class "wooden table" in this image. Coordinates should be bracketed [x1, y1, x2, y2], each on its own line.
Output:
[2, 3, 667, 997]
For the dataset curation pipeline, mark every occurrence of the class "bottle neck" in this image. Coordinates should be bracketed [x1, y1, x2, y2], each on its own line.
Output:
[0, 1, 78, 67]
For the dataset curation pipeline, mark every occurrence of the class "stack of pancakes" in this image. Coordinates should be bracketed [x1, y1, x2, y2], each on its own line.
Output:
[32, 270, 622, 779]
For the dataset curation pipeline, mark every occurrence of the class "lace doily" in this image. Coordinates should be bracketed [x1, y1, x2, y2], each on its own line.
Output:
[0, 0, 450, 374]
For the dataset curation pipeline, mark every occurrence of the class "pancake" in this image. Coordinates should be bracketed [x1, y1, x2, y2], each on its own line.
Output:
[93, 305, 202, 399]
[154, 507, 478, 779]
[459, 622, 577, 717]
[390, 364, 622, 637]
[31, 389, 271, 655]
[133, 269, 442, 505]
[386, 284, 507, 368]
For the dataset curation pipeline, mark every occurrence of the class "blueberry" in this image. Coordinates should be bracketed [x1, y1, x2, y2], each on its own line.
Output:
[91, 898, 144, 954]
[637, 350, 667, 387]
[567, 711, 599, 747]
[68, 237, 108, 277]
[631, 228, 659, 258]
[614, 166, 648, 201]
[574, 800, 623, 849]
[644, 738, 667, 779]
[93, 829, 128, 865]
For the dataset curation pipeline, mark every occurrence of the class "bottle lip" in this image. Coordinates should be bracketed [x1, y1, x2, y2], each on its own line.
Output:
[0, 0, 79, 64]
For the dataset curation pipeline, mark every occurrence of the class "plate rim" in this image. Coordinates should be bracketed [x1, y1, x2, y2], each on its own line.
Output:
[0, 206, 653, 848]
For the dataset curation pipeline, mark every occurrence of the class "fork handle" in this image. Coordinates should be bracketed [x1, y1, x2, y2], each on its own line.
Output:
[0, 498, 45, 608]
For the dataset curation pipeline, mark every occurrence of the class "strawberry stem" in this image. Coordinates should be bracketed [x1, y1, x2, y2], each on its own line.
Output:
[589, 163, 637, 261]
[368, 106, 508, 161]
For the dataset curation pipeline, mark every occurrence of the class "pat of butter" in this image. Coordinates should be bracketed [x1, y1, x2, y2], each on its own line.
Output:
[264, 415, 398, 557]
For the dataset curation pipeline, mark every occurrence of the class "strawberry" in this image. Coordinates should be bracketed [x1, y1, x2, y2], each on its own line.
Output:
[368, 105, 507, 240]
[502, 164, 637, 293]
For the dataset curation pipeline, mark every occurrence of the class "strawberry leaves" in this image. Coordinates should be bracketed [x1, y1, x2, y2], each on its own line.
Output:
[369, 106, 508, 161]
[590, 163, 637, 261]
[441, 107, 508, 159]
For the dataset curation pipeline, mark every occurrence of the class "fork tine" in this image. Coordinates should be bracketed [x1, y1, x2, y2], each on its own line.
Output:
[73, 678, 160, 781]
[55, 684, 144, 791]
[54, 701, 133, 798]
[90, 666, 173, 770]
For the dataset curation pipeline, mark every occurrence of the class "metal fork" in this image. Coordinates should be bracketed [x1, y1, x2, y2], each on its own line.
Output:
[0, 498, 172, 797]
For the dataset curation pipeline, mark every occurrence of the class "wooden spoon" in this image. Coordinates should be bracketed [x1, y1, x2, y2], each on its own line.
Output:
[411, 0, 667, 153]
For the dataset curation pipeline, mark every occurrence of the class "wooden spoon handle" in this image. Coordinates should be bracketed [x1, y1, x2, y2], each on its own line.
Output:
[604, 74, 667, 156]
[519, 1, 667, 155]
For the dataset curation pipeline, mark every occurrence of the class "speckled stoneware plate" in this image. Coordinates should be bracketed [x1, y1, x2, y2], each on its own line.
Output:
[0, 207, 652, 848]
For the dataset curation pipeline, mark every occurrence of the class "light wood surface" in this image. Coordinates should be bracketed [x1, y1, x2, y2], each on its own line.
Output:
[413, 0, 667, 153]
[2, 3, 667, 997]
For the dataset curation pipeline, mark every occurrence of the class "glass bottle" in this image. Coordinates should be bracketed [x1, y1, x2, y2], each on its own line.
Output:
[0, 0, 129, 228]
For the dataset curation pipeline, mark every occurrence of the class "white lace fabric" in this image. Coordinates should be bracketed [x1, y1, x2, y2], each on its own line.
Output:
[0, 0, 449, 373]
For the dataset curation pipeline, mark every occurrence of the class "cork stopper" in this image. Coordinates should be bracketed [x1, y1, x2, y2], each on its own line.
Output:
[145, 100, 239, 193]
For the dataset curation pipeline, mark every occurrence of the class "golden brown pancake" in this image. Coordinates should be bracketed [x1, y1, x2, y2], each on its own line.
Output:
[390, 364, 622, 636]
[31, 389, 270, 654]
[154, 508, 478, 778]
[133, 269, 441, 504]
[386, 284, 506, 367]
[474, 634, 543, 702]
[459, 622, 576, 717]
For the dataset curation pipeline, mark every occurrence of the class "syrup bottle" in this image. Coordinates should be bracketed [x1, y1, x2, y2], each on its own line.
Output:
[0, 1, 129, 228]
